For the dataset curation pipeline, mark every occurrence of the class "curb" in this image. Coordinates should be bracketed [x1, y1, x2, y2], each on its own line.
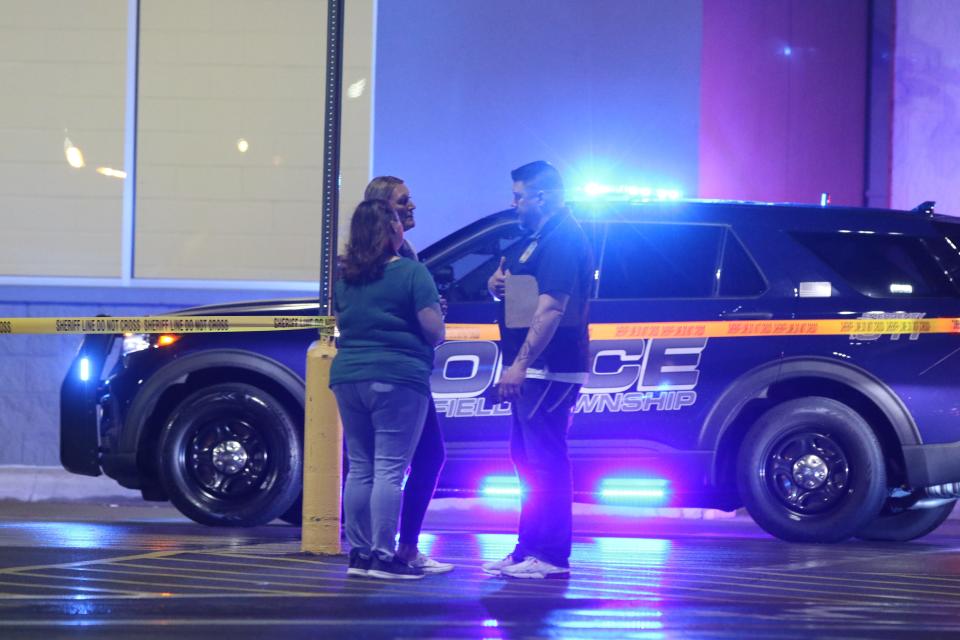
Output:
[0, 466, 141, 502]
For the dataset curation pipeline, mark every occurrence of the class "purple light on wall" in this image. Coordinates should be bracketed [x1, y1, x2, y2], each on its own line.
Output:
[699, 0, 869, 205]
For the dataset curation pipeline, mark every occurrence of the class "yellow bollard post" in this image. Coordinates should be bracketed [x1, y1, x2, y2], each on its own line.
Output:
[301, 338, 342, 554]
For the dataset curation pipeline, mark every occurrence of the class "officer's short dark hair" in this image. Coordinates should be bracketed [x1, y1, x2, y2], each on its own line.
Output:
[511, 160, 564, 193]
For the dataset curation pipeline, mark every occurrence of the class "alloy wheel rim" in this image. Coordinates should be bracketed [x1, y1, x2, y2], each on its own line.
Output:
[185, 418, 272, 501]
[762, 429, 852, 516]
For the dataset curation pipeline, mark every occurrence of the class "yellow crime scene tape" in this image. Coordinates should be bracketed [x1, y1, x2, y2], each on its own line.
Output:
[446, 318, 960, 341]
[0, 316, 956, 339]
[0, 315, 337, 335]
[434, 318, 960, 341]
[588, 317, 960, 340]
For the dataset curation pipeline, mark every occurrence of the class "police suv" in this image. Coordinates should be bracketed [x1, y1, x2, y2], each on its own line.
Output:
[61, 199, 960, 543]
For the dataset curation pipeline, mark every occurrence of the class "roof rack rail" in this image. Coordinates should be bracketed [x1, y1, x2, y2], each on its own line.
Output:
[911, 200, 936, 216]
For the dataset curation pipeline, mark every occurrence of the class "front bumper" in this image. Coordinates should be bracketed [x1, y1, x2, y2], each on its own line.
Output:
[59, 334, 115, 476]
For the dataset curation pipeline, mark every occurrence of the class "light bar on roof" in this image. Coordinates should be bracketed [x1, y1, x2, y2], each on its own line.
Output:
[580, 182, 681, 201]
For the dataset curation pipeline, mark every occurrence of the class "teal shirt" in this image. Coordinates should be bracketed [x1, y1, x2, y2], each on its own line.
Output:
[329, 258, 440, 395]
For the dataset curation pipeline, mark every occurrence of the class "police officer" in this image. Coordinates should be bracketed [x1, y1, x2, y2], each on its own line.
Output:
[482, 161, 593, 579]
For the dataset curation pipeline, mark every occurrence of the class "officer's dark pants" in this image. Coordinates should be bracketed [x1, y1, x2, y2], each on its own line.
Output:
[509, 379, 580, 568]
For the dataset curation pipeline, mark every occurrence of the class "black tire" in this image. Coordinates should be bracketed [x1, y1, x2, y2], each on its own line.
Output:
[279, 494, 303, 525]
[158, 383, 302, 526]
[856, 500, 956, 542]
[736, 396, 887, 543]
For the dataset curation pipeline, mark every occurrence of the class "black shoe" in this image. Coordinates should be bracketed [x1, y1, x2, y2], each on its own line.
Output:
[347, 549, 371, 577]
[367, 555, 425, 580]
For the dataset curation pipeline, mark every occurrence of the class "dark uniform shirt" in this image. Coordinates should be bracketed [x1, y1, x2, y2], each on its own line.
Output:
[499, 209, 593, 381]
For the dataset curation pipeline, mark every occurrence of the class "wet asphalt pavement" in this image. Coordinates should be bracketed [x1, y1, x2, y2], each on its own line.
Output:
[2, 500, 960, 639]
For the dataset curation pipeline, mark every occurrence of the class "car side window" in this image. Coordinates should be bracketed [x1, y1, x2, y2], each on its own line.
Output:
[718, 230, 766, 297]
[597, 223, 724, 299]
[431, 223, 528, 303]
[793, 232, 957, 298]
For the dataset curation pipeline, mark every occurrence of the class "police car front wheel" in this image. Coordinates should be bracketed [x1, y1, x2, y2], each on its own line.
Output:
[736, 396, 887, 543]
[157, 382, 303, 527]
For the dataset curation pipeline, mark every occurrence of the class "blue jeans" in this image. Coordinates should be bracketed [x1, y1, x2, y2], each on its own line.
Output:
[333, 381, 429, 561]
[510, 379, 580, 568]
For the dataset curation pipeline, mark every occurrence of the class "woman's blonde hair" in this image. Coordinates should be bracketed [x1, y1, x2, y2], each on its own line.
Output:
[364, 176, 404, 203]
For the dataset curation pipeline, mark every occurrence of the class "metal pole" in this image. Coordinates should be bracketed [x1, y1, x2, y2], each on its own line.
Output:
[320, 0, 345, 314]
[121, 0, 140, 284]
[301, 0, 346, 556]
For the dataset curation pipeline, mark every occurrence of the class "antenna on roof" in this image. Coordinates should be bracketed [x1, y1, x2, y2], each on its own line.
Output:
[911, 201, 936, 216]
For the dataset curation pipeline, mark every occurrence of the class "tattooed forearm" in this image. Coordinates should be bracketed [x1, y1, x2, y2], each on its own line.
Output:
[513, 294, 567, 368]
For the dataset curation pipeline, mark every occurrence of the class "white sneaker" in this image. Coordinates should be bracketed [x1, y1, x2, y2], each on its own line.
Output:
[410, 552, 454, 574]
[500, 557, 570, 579]
[481, 553, 524, 576]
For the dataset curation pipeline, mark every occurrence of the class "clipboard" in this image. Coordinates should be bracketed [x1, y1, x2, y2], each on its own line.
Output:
[504, 273, 584, 329]
[504, 274, 539, 328]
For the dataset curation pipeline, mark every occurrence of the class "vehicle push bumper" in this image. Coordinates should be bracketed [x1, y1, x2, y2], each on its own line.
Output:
[903, 441, 960, 487]
[59, 334, 114, 476]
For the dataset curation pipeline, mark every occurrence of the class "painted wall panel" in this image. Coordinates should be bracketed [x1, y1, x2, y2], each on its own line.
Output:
[699, 0, 868, 206]
[135, 0, 327, 281]
[0, 0, 126, 277]
[891, 0, 960, 216]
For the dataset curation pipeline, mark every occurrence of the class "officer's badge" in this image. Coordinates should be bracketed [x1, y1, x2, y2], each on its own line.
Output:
[518, 240, 538, 264]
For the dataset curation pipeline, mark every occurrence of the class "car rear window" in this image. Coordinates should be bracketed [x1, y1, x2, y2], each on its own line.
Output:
[932, 221, 960, 289]
[793, 231, 959, 298]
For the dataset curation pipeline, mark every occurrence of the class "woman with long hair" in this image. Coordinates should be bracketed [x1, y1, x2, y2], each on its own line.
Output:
[361, 176, 453, 574]
[330, 199, 445, 580]
[364, 176, 418, 259]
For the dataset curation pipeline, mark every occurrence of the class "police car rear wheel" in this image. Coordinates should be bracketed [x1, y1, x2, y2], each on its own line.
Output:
[737, 396, 886, 543]
[856, 499, 956, 542]
[158, 383, 302, 527]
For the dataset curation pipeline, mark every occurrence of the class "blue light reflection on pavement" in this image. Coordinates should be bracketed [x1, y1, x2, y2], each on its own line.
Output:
[467, 533, 672, 638]
[0, 523, 118, 550]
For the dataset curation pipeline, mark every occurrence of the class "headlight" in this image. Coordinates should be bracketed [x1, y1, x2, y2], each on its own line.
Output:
[122, 333, 150, 356]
